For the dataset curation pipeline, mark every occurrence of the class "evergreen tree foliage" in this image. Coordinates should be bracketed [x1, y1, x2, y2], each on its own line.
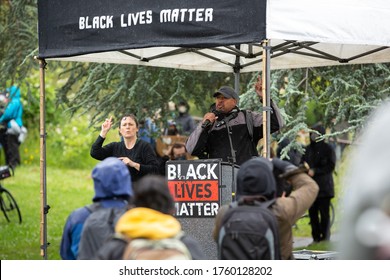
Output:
[55, 63, 231, 131]
[1, 0, 38, 85]
[239, 64, 390, 159]
[1, 0, 40, 128]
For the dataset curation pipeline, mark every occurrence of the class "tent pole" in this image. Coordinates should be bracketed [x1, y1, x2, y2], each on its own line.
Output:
[233, 47, 241, 96]
[234, 71, 240, 96]
[262, 39, 271, 158]
[37, 57, 49, 259]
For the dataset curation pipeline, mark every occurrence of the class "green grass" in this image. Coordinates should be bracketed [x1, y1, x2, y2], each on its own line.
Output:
[0, 164, 94, 260]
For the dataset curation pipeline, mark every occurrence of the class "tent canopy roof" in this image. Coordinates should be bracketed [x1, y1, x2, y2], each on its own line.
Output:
[38, 0, 390, 72]
[52, 42, 390, 72]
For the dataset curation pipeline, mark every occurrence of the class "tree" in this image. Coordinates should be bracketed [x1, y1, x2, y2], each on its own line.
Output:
[1, 1, 389, 146]
[238, 64, 390, 159]
[1, 0, 42, 128]
[0, 0, 37, 84]
[55, 62, 233, 131]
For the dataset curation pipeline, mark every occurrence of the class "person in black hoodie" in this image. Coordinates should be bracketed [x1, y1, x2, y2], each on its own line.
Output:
[213, 157, 318, 259]
[301, 123, 336, 243]
[175, 100, 195, 136]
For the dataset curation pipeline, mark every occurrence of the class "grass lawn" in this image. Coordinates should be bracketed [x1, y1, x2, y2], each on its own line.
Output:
[0, 164, 94, 260]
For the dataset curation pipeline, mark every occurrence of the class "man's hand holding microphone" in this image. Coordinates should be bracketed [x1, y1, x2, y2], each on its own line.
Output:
[201, 112, 218, 129]
[202, 104, 219, 129]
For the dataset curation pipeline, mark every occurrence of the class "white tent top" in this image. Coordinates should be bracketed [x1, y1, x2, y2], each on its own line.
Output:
[47, 0, 390, 72]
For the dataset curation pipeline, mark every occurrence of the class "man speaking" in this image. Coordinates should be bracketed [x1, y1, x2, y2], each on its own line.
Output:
[186, 77, 284, 166]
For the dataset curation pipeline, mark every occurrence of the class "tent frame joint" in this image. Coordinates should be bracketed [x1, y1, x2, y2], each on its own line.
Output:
[262, 106, 273, 112]
[38, 58, 47, 69]
[44, 204, 51, 214]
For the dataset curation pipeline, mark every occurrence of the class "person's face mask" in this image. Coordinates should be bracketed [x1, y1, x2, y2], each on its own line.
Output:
[310, 133, 318, 142]
[178, 106, 187, 113]
[174, 155, 187, 160]
[173, 150, 187, 160]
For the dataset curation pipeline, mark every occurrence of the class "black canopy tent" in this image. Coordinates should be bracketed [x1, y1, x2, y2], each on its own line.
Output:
[37, 0, 390, 258]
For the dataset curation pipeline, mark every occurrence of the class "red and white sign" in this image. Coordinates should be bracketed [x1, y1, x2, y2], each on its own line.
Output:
[166, 159, 221, 218]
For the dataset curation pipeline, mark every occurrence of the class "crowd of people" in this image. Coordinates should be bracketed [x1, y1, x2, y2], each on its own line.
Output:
[2, 78, 386, 261]
[60, 77, 329, 261]
[61, 155, 319, 260]
[59, 76, 389, 261]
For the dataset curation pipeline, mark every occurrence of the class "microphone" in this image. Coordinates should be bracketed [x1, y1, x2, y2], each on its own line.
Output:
[201, 120, 212, 129]
[201, 108, 219, 129]
[216, 108, 239, 127]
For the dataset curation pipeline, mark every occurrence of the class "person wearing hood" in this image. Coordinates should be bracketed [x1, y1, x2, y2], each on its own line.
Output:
[60, 157, 133, 260]
[175, 100, 195, 136]
[0, 85, 24, 168]
[96, 174, 206, 260]
[301, 123, 336, 244]
[213, 157, 319, 260]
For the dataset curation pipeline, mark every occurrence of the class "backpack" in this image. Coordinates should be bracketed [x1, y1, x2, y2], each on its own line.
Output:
[77, 202, 127, 260]
[243, 110, 258, 155]
[217, 198, 281, 260]
[18, 126, 28, 143]
[122, 232, 192, 260]
[243, 110, 253, 142]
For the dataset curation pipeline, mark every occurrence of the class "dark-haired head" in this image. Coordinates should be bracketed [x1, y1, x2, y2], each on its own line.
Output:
[133, 175, 175, 215]
[119, 114, 138, 129]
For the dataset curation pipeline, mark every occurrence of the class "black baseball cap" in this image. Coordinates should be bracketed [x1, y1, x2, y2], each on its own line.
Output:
[213, 86, 239, 100]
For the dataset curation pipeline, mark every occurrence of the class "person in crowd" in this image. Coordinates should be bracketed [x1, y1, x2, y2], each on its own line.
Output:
[156, 142, 190, 176]
[90, 114, 160, 183]
[186, 76, 284, 165]
[138, 117, 158, 151]
[164, 120, 179, 136]
[329, 118, 350, 162]
[301, 123, 336, 244]
[60, 157, 133, 260]
[0, 91, 8, 165]
[276, 138, 302, 166]
[213, 157, 319, 260]
[0, 85, 24, 168]
[169, 142, 190, 160]
[175, 100, 195, 136]
[337, 102, 390, 259]
[96, 174, 206, 260]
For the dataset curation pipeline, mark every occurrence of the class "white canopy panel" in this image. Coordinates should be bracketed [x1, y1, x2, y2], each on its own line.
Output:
[268, 0, 390, 47]
[53, 41, 390, 72]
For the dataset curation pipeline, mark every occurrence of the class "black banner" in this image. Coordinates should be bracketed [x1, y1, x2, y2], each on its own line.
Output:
[167, 159, 221, 218]
[38, 0, 266, 58]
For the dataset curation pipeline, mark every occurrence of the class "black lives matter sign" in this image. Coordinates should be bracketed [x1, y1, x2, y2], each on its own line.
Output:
[166, 159, 221, 218]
